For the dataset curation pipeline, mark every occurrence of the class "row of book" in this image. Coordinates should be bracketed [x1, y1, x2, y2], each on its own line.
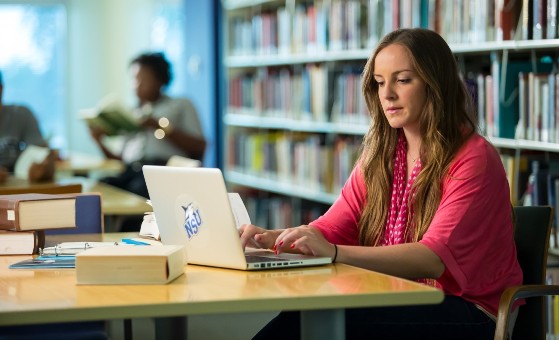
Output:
[226, 130, 361, 195]
[516, 72, 559, 143]
[546, 266, 559, 337]
[227, 0, 557, 56]
[228, 60, 559, 142]
[228, 65, 370, 125]
[521, 159, 559, 207]
[499, 153, 526, 204]
[470, 56, 558, 141]
[240, 190, 328, 229]
[0, 193, 101, 255]
[229, 0, 366, 56]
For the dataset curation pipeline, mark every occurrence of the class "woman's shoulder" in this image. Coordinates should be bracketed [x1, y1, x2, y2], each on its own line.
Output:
[458, 133, 495, 158]
[154, 96, 196, 115]
[161, 96, 196, 110]
[3, 104, 34, 115]
[450, 133, 501, 172]
[2, 105, 36, 121]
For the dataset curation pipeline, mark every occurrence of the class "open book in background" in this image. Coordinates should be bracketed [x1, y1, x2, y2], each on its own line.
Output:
[13, 145, 50, 179]
[80, 95, 140, 136]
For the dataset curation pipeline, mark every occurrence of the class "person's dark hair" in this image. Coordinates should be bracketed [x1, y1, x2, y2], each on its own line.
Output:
[131, 52, 172, 86]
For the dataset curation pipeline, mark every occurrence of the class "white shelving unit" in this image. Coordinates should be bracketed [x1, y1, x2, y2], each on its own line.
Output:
[223, 0, 559, 218]
[225, 169, 339, 204]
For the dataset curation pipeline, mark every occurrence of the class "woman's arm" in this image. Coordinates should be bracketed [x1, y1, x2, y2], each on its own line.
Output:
[336, 242, 445, 279]
[275, 225, 445, 280]
[141, 116, 206, 161]
[88, 126, 122, 160]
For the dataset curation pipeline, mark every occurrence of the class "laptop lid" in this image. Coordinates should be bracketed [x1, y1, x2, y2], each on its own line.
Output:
[143, 166, 248, 269]
[143, 166, 332, 270]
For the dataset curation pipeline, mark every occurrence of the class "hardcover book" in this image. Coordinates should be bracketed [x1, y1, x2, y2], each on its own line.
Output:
[0, 230, 44, 255]
[80, 95, 140, 137]
[76, 245, 185, 285]
[0, 193, 77, 231]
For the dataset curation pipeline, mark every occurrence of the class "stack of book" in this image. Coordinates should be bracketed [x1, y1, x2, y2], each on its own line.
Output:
[0, 193, 81, 255]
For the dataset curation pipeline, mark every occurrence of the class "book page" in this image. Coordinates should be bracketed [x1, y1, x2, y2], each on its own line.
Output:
[14, 145, 50, 179]
[139, 212, 160, 240]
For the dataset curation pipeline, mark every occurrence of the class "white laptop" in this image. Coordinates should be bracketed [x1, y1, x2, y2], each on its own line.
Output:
[142, 165, 332, 270]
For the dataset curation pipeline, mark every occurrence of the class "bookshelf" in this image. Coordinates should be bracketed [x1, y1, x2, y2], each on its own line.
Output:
[222, 0, 559, 228]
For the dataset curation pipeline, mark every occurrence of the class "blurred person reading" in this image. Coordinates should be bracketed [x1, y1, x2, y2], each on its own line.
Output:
[89, 52, 206, 198]
[0, 70, 56, 184]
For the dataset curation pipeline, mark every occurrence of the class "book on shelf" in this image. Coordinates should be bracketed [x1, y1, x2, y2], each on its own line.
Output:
[80, 95, 140, 137]
[496, 0, 523, 41]
[0, 230, 44, 255]
[0, 193, 77, 232]
[75, 245, 185, 285]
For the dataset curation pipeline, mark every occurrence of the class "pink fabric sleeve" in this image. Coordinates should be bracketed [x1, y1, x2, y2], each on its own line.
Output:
[419, 135, 522, 316]
[310, 165, 365, 245]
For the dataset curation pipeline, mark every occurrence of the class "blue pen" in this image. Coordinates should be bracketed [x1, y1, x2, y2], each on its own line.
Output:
[121, 238, 150, 246]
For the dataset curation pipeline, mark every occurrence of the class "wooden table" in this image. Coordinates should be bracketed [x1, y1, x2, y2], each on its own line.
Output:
[0, 176, 151, 216]
[56, 155, 123, 178]
[0, 233, 443, 340]
[74, 179, 151, 232]
[88, 181, 151, 216]
[0, 176, 82, 195]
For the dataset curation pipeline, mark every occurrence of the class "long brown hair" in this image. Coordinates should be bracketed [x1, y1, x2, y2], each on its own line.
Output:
[358, 28, 477, 246]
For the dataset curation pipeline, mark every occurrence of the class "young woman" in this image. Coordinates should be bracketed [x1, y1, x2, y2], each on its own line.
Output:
[239, 28, 522, 339]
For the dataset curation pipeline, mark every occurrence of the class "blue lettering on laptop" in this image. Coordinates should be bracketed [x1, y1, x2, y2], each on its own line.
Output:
[182, 203, 203, 239]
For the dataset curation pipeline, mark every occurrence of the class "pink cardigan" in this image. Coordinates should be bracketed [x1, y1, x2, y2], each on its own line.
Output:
[311, 134, 522, 317]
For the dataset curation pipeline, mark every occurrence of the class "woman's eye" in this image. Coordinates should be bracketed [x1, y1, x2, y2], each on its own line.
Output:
[375, 81, 384, 87]
[398, 78, 411, 83]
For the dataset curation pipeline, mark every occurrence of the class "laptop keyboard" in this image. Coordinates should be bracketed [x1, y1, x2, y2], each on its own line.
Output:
[245, 255, 282, 263]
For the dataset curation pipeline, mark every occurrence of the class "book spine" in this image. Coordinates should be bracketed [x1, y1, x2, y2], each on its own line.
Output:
[34, 230, 45, 255]
[0, 199, 20, 231]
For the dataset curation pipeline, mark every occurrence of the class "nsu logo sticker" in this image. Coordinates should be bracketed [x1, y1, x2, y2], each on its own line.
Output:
[182, 203, 203, 239]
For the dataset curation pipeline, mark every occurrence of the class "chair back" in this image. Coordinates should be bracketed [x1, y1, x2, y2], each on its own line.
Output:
[512, 205, 553, 339]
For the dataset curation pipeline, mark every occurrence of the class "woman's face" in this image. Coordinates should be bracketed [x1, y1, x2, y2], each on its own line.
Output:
[373, 44, 427, 134]
[131, 63, 163, 103]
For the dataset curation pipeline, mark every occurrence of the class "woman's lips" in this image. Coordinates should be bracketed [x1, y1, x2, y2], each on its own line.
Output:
[386, 106, 402, 114]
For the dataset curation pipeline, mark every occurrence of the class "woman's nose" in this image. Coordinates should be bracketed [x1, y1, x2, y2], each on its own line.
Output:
[380, 84, 396, 100]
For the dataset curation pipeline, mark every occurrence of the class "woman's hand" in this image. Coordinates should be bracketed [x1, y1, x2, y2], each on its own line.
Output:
[274, 225, 336, 259]
[139, 117, 160, 130]
[88, 125, 106, 143]
[238, 224, 281, 250]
